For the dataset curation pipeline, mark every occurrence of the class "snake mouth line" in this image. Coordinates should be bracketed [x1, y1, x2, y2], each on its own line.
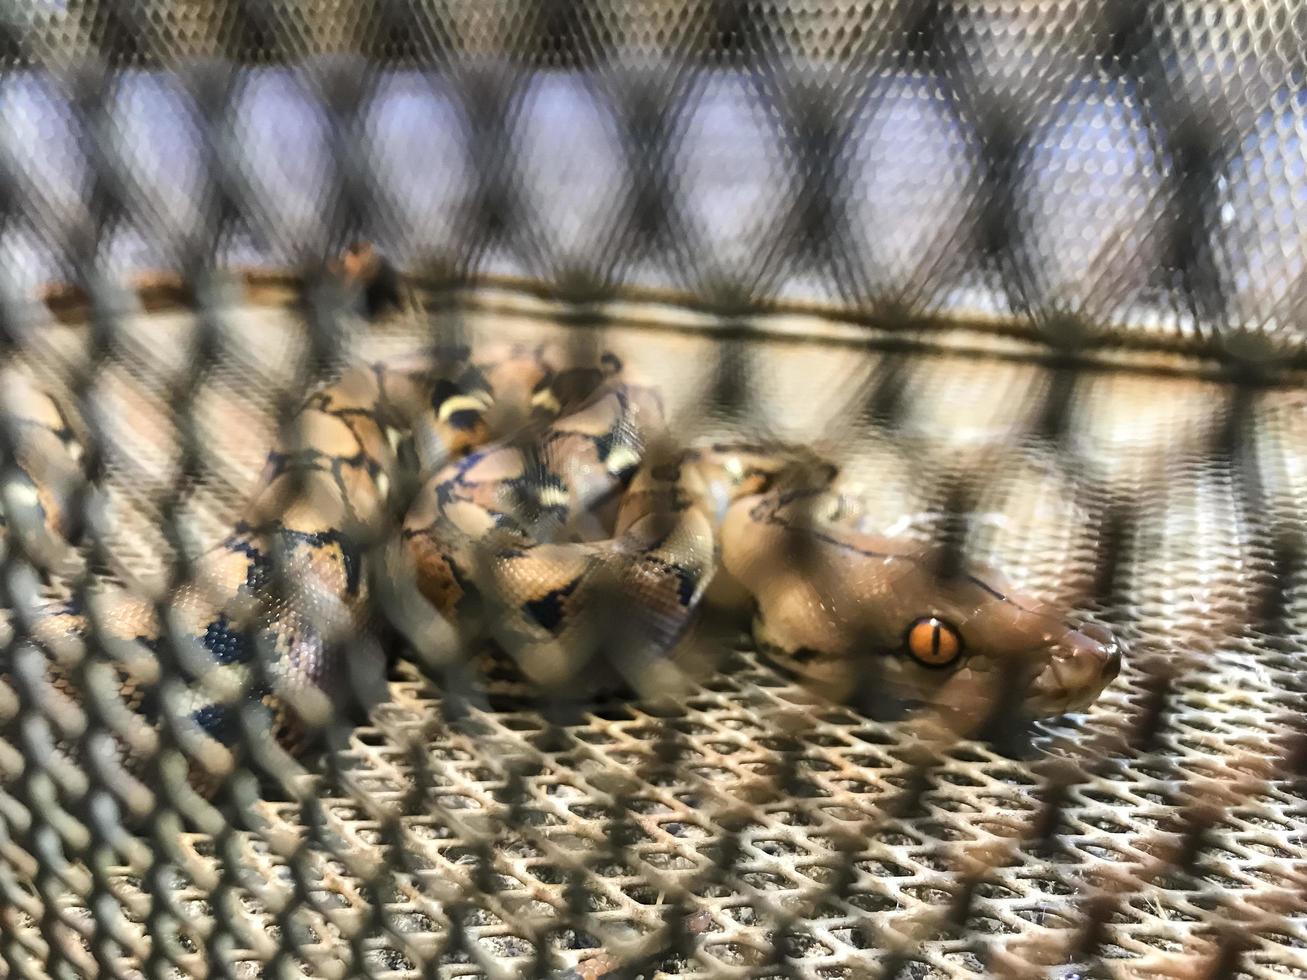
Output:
[750, 616, 1124, 726]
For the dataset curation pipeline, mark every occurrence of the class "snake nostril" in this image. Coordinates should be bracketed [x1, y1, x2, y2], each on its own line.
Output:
[1102, 647, 1123, 682]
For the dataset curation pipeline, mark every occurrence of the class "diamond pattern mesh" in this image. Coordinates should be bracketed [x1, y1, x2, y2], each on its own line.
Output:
[1, 3, 1307, 979]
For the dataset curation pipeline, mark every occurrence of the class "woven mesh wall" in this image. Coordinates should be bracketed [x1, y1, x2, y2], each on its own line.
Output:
[1, 3, 1306, 979]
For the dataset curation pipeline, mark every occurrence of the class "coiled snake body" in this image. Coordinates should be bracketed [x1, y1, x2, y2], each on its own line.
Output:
[0, 341, 1122, 787]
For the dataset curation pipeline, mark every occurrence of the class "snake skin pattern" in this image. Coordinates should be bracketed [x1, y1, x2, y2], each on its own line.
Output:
[0, 331, 1123, 790]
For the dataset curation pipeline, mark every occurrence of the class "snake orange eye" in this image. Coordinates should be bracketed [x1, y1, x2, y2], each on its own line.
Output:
[904, 616, 964, 668]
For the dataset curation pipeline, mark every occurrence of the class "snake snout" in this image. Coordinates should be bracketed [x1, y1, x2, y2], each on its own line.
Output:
[1027, 620, 1125, 716]
[1101, 646, 1123, 683]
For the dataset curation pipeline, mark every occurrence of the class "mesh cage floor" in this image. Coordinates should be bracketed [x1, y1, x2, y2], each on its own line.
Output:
[2, 296, 1304, 979]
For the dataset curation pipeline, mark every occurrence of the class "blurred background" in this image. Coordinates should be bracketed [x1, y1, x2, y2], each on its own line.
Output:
[3, 0, 1307, 358]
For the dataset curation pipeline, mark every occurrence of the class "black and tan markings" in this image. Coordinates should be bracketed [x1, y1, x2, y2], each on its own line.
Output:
[2, 342, 1123, 790]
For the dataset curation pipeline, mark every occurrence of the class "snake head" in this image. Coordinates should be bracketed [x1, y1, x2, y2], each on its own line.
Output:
[894, 569, 1125, 721]
[726, 509, 1125, 723]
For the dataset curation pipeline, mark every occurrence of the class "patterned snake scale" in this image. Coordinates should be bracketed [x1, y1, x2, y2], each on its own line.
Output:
[0, 304, 1123, 792]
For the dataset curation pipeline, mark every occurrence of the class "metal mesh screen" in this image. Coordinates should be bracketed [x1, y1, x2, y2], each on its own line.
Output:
[1, 3, 1306, 979]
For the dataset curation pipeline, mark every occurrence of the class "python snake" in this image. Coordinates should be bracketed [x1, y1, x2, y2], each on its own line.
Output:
[0, 334, 1122, 791]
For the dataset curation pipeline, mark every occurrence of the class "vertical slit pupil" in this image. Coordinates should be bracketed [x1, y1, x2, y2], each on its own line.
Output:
[908, 616, 958, 666]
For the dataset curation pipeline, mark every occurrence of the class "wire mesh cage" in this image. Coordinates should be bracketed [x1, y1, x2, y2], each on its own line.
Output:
[0, 2, 1306, 978]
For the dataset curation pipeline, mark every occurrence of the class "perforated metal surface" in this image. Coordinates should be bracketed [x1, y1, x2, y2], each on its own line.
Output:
[3, 2, 1307, 979]
[2, 297, 1305, 978]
